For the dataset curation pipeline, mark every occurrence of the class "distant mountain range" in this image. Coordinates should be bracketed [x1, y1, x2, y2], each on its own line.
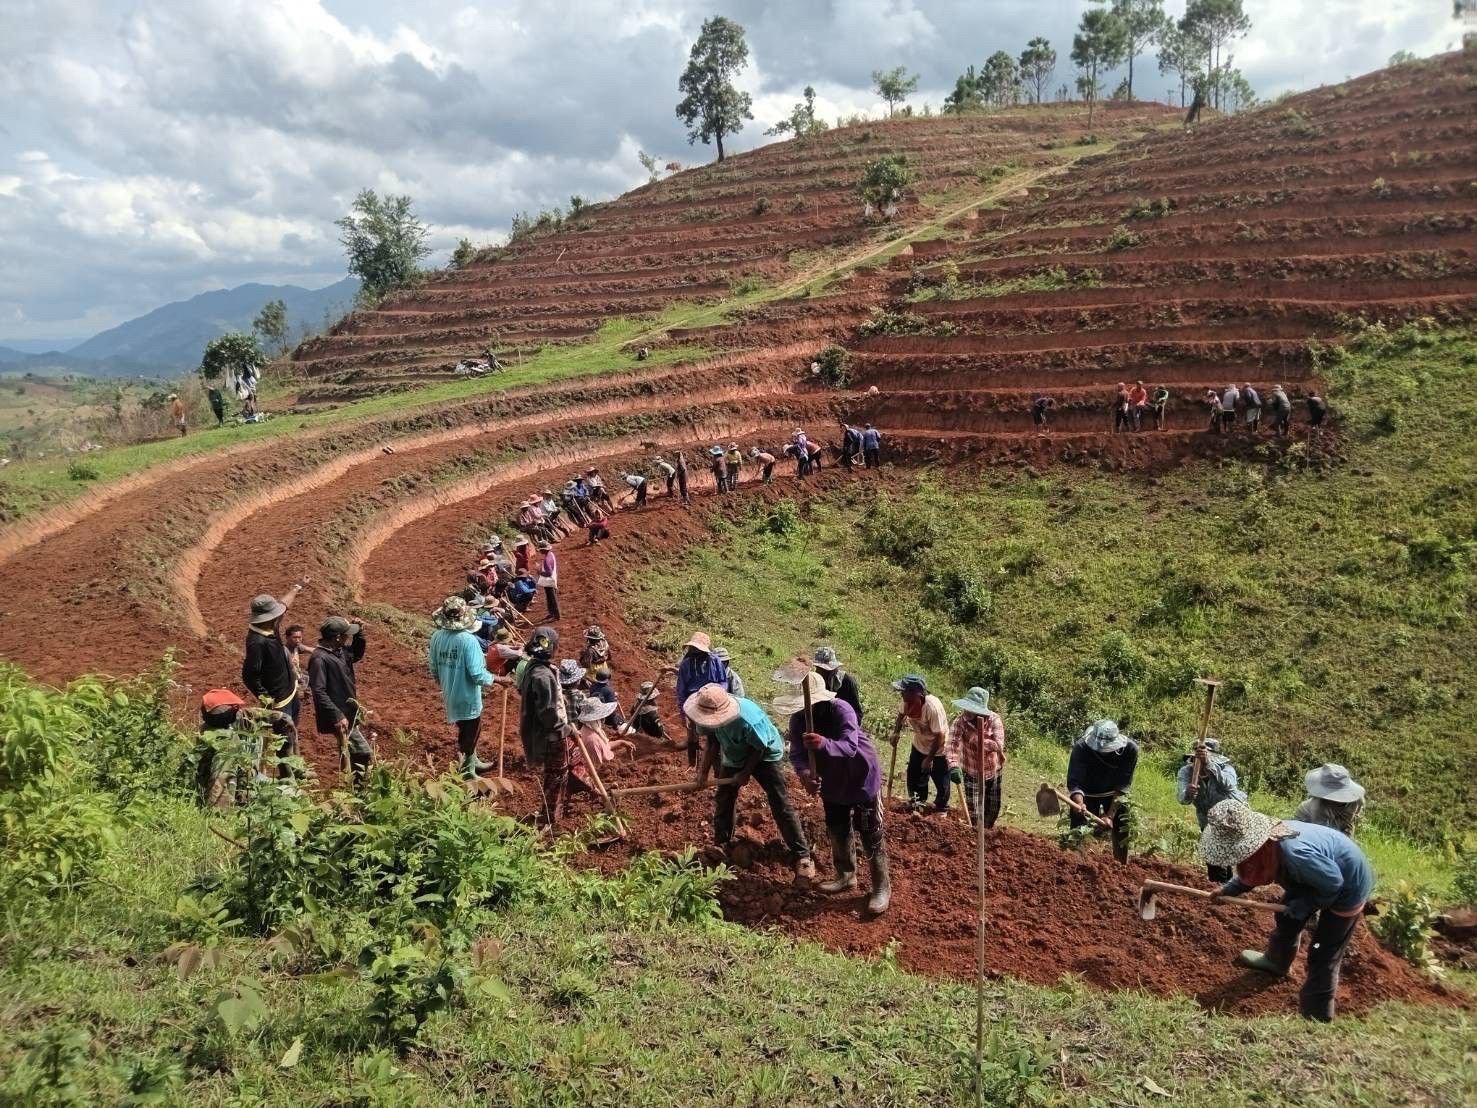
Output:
[0, 277, 359, 378]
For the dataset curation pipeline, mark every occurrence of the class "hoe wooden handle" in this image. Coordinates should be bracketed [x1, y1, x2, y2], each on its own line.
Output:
[1142, 880, 1286, 913]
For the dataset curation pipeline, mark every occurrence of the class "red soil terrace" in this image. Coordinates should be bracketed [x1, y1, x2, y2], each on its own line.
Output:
[1, 53, 1474, 1016]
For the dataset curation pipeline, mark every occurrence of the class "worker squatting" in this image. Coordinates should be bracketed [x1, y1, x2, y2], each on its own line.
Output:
[206, 423, 1373, 1023]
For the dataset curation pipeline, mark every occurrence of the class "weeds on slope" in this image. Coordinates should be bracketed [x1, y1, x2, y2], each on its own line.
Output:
[1, 666, 1471, 1105]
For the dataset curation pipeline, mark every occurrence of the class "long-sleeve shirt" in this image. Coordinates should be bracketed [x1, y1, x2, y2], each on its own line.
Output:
[1175, 753, 1246, 828]
[820, 669, 862, 718]
[676, 650, 729, 708]
[862, 429, 881, 449]
[710, 697, 785, 769]
[587, 679, 625, 728]
[725, 668, 746, 699]
[242, 626, 297, 707]
[946, 712, 1005, 781]
[517, 659, 567, 762]
[1222, 821, 1374, 921]
[306, 633, 366, 734]
[1293, 796, 1363, 837]
[1066, 739, 1138, 797]
[1242, 386, 1262, 410]
[571, 723, 617, 787]
[787, 699, 879, 805]
[427, 628, 495, 723]
[538, 551, 558, 585]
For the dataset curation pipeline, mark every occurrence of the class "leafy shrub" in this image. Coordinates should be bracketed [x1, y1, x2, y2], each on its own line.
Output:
[1371, 176, 1392, 197]
[1105, 224, 1141, 251]
[1372, 882, 1443, 975]
[729, 275, 765, 296]
[1085, 631, 1148, 688]
[858, 497, 942, 567]
[1125, 197, 1173, 219]
[200, 331, 266, 383]
[67, 662, 195, 808]
[923, 566, 994, 624]
[857, 154, 912, 217]
[763, 499, 802, 538]
[66, 460, 99, 481]
[1281, 109, 1317, 137]
[857, 311, 958, 338]
[0, 666, 119, 918]
[751, 196, 770, 215]
[813, 344, 851, 388]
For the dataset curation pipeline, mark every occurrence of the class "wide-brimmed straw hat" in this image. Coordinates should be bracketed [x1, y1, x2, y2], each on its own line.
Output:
[248, 594, 286, 625]
[952, 687, 993, 716]
[1305, 763, 1365, 804]
[558, 659, 587, 686]
[577, 698, 618, 724]
[684, 683, 740, 728]
[812, 646, 841, 671]
[773, 672, 835, 716]
[1200, 800, 1290, 868]
[1081, 719, 1127, 753]
[514, 537, 529, 547]
[685, 631, 712, 653]
[433, 595, 480, 632]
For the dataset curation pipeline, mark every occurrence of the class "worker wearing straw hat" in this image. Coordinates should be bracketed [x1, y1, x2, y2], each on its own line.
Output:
[776, 673, 889, 914]
[685, 683, 814, 881]
[1201, 800, 1375, 1021]
[428, 596, 496, 780]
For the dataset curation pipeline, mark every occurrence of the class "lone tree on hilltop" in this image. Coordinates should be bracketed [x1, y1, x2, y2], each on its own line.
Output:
[857, 153, 912, 219]
[872, 66, 920, 117]
[1181, 0, 1251, 110]
[1019, 37, 1057, 104]
[336, 190, 431, 305]
[767, 86, 828, 139]
[1111, 0, 1170, 100]
[1072, 6, 1128, 128]
[252, 298, 288, 356]
[676, 16, 754, 162]
[200, 332, 265, 384]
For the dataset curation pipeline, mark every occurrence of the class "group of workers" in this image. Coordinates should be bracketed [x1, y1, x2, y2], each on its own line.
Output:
[200, 406, 1377, 1023]
[1027, 383, 1329, 438]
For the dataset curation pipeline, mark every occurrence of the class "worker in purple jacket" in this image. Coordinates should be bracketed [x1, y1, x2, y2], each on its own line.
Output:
[779, 672, 890, 915]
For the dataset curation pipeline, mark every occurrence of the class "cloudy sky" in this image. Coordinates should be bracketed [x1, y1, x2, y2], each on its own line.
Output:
[0, 0, 1462, 343]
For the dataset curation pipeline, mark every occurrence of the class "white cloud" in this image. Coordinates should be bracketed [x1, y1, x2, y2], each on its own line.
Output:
[0, 0, 1460, 339]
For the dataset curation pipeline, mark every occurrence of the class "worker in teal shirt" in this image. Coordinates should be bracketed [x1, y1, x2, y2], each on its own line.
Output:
[427, 595, 496, 779]
[685, 683, 813, 881]
[1201, 801, 1374, 1021]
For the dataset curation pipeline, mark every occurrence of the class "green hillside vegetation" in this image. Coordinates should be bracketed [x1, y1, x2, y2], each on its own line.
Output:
[633, 325, 1477, 870]
[0, 665, 1470, 1106]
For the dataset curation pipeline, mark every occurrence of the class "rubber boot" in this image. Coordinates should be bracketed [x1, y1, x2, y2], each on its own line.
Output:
[460, 752, 483, 780]
[818, 829, 857, 894]
[1236, 949, 1290, 977]
[866, 847, 892, 916]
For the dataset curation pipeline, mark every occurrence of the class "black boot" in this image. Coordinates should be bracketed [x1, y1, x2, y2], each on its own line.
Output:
[819, 828, 856, 894]
[866, 847, 891, 915]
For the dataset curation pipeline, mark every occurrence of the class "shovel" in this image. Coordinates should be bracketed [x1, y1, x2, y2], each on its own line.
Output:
[771, 657, 819, 777]
[1136, 880, 1286, 921]
[1035, 783, 1113, 830]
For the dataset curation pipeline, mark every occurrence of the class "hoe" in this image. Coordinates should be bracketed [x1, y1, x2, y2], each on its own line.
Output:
[1136, 880, 1286, 921]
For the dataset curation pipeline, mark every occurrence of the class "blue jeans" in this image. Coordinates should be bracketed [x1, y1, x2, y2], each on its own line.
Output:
[906, 746, 950, 810]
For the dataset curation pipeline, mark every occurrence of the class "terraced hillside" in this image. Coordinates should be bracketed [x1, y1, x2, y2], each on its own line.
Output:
[0, 53, 1474, 1022]
[289, 102, 1171, 405]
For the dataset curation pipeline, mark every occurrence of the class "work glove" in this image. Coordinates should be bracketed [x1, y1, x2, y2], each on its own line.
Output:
[949, 767, 963, 785]
[802, 731, 825, 751]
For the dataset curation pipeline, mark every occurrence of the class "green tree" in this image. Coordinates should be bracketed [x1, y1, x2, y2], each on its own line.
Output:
[1019, 37, 1058, 104]
[335, 190, 431, 304]
[857, 153, 912, 218]
[766, 86, 828, 138]
[1388, 49, 1417, 66]
[199, 332, 265, 383]
[1111, 0, 1169, 99]
[251, 299, 288, 355]
[675, 16, 754, 161]
[1156, 22, 1204, 106]
[872, 66, 920, 117]
[1181, 0, 1251, 109]
[449, 238, 476, 269]
[637, 150, 659, 183]
[981, 50, 1020, 105]
[1072, 7, 1129, 128]
[943, 66, 985, 113]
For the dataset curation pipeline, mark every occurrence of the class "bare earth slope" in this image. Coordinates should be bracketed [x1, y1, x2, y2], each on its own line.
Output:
[1, 53, 1473, 1017]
